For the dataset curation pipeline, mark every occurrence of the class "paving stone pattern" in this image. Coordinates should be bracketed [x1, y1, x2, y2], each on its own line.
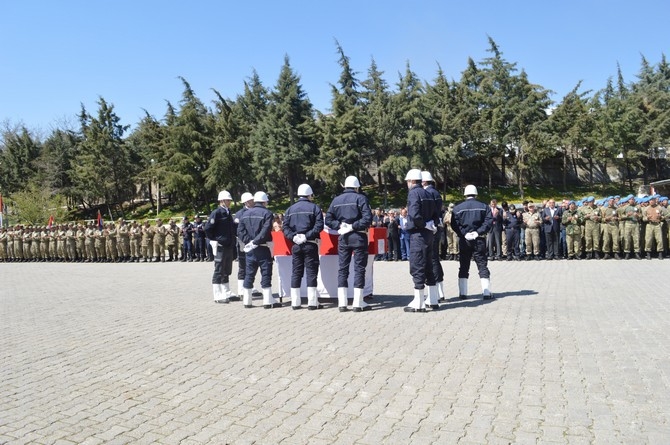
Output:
[1, 259, 669, 444]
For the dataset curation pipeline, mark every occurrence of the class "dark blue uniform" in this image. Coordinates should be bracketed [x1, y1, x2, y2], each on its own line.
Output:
[204, 206, 236, 285]
[283, 198, 324, 288]
[406, 184, 437, 289]
[234, 206, 249, 282]
[193, 218, 206, 261]
[503, 209, 522, 259]
[237, 204, 274, 289]
[423, 184, 444, 283]
[324, 189, 372, 289]
[181, 220, 194, 261]
[450, 198, 493, 279]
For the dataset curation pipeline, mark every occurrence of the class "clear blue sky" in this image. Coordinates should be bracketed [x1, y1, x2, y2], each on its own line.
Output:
[1, 0, 668, 133]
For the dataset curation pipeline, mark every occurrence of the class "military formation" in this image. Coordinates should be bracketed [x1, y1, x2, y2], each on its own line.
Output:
[504, 194, 670, 261]
[0, 216, 217, 263]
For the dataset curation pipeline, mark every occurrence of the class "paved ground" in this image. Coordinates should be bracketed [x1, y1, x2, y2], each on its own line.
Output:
[1, 258, 670, 444]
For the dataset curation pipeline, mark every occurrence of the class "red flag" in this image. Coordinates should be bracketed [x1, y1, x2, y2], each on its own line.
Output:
[47, 215, 55, 229]
[97, 210, 103, 231]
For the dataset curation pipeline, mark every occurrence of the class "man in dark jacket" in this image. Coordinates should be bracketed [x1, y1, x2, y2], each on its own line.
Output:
[204, 190, 236, 303]
[451, 185, 494, 300]
[325, 176, 372, 312]
[283, 184, 324, 310]
[237, 192, 276, 308]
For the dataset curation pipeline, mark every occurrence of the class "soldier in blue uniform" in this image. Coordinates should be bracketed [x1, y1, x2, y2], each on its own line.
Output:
[283, 184, 324, 310]
[193, 215, 206, 262]
[404, 169, 438, 312]
[204, 191, 236, 304]
[421, 171, 444, 306]
[450, 185, 494, 300]
[234, 192, 254, 300]
[324, 176, 373, 312]
[237, 192, 277, 309]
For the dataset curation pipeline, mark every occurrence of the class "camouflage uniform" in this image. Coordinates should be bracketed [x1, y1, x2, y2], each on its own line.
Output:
[522, 205, 542, 259]
[561, 204, 582, 259]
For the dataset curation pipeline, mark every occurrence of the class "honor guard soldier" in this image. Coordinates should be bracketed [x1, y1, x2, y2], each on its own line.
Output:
[205, 191, 237, 303]
[283, 184, 324, 310]
[404, 169, 438, 312]
[234, 192, 255, 300]
[421, 170, 445, 305]
[450, 185, 494, 299]
[324, 175, 373, 312]
[153, 219, 167, 262]
[237, 192, 277, 308]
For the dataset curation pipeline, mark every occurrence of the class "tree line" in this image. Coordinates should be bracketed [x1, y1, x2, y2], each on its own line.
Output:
[1, 39, 669, 223]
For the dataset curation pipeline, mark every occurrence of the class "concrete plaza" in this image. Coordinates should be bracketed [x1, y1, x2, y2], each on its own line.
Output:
[1, 258, 669, 444]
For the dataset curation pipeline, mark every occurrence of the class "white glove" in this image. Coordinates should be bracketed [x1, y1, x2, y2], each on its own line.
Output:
[292, 234, 306, 245]
[425, 221, 437, 234]
[243, 241, 257, 253]
[465, 231, 478, 241]
[337, 222, 353, 235]
[209, 240, 218, 256]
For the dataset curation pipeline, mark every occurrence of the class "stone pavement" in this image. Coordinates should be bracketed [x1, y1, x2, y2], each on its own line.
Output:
[1, 258, 669, 445]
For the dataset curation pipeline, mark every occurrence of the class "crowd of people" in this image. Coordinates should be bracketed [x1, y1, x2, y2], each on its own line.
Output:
[375, 194, 670, 262]
[0, 216, 219, 263]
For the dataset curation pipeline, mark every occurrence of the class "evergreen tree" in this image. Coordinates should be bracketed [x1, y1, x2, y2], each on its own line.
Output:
[38, 128, 80, 204]
[126, 111, 167, 212]
[547, 83, 595, 191]
[384, 62, 430, 181]
[361, 58, 397, 189]
[250, 55, 318, 203]
[72, 98, 135, 213]
[206, 71, 269, 199]
[163, 77, 215, 209]
[0, 125, 42, 194]
[311, 43, 368, 194]
[424, 66, 460, 192]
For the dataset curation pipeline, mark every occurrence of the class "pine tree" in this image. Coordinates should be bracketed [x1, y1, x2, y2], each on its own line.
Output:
[250, 55, 318, 203]
[311, 43, 368, 194]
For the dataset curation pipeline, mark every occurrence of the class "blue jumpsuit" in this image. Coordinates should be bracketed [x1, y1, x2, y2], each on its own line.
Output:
[324, 189, 372, 289]
[423, 184, 444, 283]
[204, 206, 236, 285]
[406, 184, 437, 289]
[234, 206, 248, 282]
[237, 204, 274, 289]
[282, 198, 324, 288]
[450, 198, 493, 279]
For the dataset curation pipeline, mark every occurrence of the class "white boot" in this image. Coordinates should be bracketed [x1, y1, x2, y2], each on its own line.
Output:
[352, 288, 370, 312]
[238, 279, 245, 296]
[437, 281, 445, 302]
[307, 287, 321, 310]
[213, 284, 228, 303]
[405, 288, 425, 312]
[263, 287, 279, 308]
[243, 288, 253, 308]
[481, 278, 493, 299]
[291, 287, 301, 310]
[427, 285, 439, 309]
[458, 278, 468, 299]
[337, 287, 349, 312]
[222, 282, 235, 301]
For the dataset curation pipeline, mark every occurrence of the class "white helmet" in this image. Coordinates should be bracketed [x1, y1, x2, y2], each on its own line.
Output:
[464, 185, 478, 196]
[344, 176, 360, 188]
[405, 169, 422, 181]
[297, 184, 313, 196]
[253, 191, 269, 203]
[421, 171, 434, 182]
[218, 190, 233, 201]
[240, 192, 254, 203]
